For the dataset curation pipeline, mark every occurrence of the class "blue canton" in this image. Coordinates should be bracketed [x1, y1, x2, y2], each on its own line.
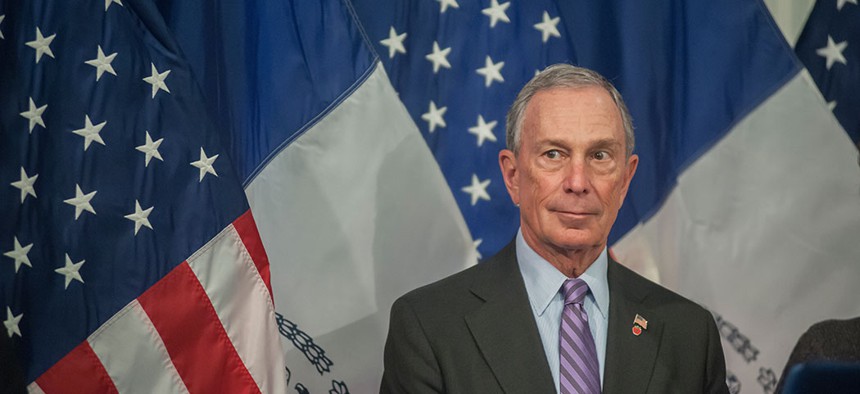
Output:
[796, 0, 860, 144]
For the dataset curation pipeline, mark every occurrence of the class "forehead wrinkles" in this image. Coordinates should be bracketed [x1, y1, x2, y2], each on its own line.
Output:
[523, 88, 624, 146]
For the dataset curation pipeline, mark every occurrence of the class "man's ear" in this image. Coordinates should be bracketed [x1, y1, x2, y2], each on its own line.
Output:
[499, 149, 520, 206]
[618, 153, 639, 206]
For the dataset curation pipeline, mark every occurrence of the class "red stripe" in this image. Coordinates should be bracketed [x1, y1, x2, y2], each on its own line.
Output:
[138, 262, 260, 394]
[36, 341, 118, 394]
[232, 210, 274, 303]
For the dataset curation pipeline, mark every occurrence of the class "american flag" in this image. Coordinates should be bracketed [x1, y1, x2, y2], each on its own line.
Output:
[0, 0, 285, 392]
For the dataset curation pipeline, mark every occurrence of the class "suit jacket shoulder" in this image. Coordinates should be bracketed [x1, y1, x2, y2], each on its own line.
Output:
[775, 316, 860, 393]
[609, 261, 714, 318]
[604, 261, 729, 394]
[786, 317, 860, 364]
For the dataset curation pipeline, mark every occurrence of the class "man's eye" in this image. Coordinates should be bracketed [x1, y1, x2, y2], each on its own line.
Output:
[593, 151, 608, 160]
[545, 150, 560, 159]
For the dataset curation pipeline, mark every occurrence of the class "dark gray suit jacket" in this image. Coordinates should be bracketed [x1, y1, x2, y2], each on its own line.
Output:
[381, 241, 729, 394]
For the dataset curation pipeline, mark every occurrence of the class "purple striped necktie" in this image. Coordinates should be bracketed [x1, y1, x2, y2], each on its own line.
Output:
[559, 278, 601, 394]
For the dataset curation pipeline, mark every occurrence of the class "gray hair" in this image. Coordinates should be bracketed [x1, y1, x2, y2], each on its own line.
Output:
[505, 64, 635, 156]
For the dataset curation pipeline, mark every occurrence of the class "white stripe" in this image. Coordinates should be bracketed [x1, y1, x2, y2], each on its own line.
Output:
[87, 299, 188, 394]
[245, 62, 474, 391]
[27, 383, 45, 394]
[186, 223, 286, 394]
[613, 71, 860, 389]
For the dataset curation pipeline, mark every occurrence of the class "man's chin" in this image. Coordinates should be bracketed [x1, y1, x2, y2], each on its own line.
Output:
[546, 232, 603, 252]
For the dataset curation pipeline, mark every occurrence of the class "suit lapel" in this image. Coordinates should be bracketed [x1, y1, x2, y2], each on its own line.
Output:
[602, 260, 663, 394]
[464, 243, 556, 394]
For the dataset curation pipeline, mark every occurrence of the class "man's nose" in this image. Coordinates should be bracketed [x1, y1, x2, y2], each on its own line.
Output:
[562, 158, 590, 194]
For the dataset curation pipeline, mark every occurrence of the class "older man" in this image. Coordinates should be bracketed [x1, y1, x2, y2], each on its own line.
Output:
[381, 64, 729, 394]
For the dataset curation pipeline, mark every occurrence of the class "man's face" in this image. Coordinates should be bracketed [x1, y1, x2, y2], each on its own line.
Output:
[499, 86, 638, 255]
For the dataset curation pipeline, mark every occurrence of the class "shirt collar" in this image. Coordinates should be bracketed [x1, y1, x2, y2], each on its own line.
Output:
[516, 229, 610, 319]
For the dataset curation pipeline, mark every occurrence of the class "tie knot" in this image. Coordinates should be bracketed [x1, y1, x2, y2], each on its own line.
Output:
[562, 278, 589, 305]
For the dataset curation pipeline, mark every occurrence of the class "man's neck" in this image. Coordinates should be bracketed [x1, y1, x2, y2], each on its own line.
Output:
[522, 231, 604, 278]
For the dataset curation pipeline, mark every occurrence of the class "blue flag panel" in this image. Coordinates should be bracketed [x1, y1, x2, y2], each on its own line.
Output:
[152, 0, 377, 185]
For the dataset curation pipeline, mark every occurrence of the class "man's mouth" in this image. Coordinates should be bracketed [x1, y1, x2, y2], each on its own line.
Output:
[551, 209, 597, 220]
